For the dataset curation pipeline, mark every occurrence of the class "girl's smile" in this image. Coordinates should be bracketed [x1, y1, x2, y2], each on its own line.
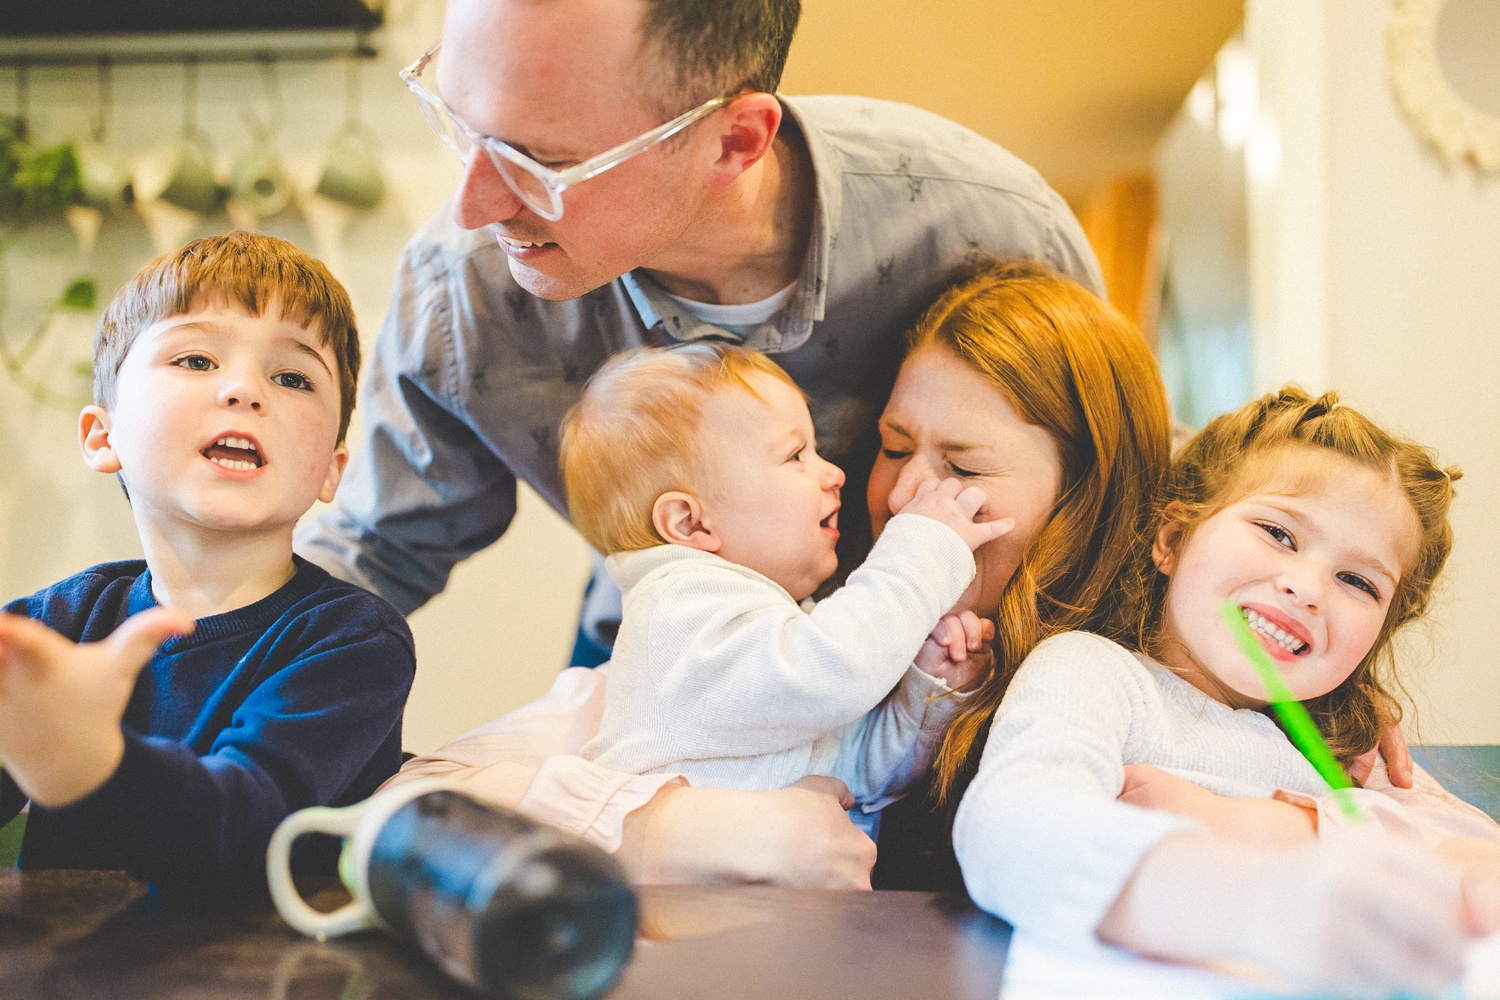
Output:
[1153, 448, 1420, 710]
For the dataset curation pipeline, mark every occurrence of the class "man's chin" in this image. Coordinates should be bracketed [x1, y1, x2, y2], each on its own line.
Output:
[504, 249, 611, 302]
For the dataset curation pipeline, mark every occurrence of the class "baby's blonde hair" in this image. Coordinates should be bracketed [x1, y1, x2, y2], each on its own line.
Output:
[1131, 386, 1460, 762]
[560, 343, 801, 555]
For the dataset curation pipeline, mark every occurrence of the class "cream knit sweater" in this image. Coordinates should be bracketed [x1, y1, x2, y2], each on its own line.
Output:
[582, 513, 975, 807]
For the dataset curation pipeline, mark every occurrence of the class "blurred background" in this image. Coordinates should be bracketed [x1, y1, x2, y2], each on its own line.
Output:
[1, 0, 1497, 753]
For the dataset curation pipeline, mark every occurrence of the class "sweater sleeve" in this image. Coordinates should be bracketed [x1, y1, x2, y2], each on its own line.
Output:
[642, 514, 974, 761]
[30, 615, 415, 905]
[953, 632, 1203, 946]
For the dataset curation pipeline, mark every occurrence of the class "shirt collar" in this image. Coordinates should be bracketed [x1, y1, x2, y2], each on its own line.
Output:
[619, 95, 840, 355]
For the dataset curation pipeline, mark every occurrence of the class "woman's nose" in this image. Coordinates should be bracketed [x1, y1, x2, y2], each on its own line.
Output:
[887, 454, 937, 514]
[453, 149, 525, 229]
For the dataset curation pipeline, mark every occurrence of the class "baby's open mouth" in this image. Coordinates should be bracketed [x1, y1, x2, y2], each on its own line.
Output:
[820, 509, 839, 530]
[1243, 607, 1309, 655]
[203, 436, 263, 471]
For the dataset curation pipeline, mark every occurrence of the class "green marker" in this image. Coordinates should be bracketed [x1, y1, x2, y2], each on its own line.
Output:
[1220, 601, 1366, 822]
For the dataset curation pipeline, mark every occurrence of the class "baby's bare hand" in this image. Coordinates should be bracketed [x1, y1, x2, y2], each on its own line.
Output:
[898, 478, 1014, 552]
[914, 611, 993, 692]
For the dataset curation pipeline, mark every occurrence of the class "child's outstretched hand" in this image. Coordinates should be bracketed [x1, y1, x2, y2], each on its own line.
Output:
[898, 477, 1014, 552]
[0, 608, 193, 808]
[914, 610, 993, 692]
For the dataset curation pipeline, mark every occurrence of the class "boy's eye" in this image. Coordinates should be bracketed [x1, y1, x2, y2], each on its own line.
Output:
[1338, 572, 1381, 600]
[174, 355, 216, 372]
[788, 448, 804, 463]
[273, 371, 314, 391]
[1255, 521, 1296, 549]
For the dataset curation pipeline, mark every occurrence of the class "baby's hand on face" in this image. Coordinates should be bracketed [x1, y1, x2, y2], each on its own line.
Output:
[914, 611, 993, 693]
[897, 478, 1014, 552]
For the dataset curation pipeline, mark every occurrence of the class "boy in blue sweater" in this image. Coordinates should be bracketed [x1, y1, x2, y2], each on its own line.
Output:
[0, 232, 415, 905]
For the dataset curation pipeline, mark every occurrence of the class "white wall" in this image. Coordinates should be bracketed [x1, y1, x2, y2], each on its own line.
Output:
[1247, 0, 1500, 743]
[0, 0, 592, 754]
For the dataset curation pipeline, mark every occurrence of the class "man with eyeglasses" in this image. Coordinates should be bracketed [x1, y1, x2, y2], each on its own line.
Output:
[298, 0, 1101, 886]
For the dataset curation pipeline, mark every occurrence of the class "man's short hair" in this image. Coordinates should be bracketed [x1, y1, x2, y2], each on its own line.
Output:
[560, 342, 801, 555]
[93, 231, 361, 444]
[639, 0, 801, 107]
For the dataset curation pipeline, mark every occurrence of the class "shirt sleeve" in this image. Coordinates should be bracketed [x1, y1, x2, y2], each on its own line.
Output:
[386, 666, 684, 853]
[31, 613, 415, 905]
[294, 237, 519, 615]
[636, 515, 974, 762]
[952, 632, 1202, 946]
[833, 665, 969, 810]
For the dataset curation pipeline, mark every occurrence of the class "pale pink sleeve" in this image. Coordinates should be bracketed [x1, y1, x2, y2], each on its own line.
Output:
[383, 666, 685, 852]
[1302, 758, 1500, 847]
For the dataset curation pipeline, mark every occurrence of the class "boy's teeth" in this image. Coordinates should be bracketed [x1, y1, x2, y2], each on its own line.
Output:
[209, 457, 259, 471]
[214, 436, 257, 453]
[1243, 608, 1309, 654]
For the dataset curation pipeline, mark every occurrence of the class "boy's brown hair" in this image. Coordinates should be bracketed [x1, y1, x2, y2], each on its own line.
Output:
[1130, 387, 1461, 764]
[560, 342, 802, 555]
[94, 232, 361, 443]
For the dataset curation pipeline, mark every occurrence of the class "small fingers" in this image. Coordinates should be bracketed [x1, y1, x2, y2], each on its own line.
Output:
[791, 774, 855, 810]
[972, 517, 1016, 547]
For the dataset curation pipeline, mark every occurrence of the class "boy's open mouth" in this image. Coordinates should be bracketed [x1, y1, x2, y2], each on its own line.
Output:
[1242, 607, 1310, 656]
[203, 435, 264, 471]
[820, 507, 839, 531]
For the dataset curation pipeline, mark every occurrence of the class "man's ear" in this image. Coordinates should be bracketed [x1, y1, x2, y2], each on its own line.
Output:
[705, 92, 782, 189]
[318, 444, 350, 505]
[651, 491, 720, 552]
[1152, 502, 1189, 575]
[79, 405, 122, 474]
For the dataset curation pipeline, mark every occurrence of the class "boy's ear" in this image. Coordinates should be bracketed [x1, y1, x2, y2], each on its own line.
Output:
[79, 405, 122, 474]
[1152, 502, 1189, 575]
[317, 444, 350, 505]
[651, 491, 720, 552]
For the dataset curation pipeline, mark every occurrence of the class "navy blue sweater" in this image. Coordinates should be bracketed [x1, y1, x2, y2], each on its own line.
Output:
[0, 556, 415, 904]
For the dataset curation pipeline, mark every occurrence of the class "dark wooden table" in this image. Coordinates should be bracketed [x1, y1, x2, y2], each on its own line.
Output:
[0, 871, 1012, 999]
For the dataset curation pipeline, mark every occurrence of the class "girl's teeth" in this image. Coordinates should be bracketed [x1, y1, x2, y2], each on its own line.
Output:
[1243, 608, 1308, 654]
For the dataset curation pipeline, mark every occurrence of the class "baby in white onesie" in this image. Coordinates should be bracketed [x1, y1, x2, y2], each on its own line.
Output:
[560, 343, 1012, 823]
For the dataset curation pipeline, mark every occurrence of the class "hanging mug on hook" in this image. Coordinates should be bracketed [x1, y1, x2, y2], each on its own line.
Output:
[75, 60, 131, 212]
[136, 126, 223, 215]
[230, 126, 292, 219]
[313, 124, 384, 211]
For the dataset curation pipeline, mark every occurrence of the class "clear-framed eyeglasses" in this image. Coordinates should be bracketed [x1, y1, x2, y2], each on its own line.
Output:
[400, 42, 731, 222]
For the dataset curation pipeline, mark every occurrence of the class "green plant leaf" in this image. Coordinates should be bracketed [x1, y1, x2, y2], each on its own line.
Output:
[60, 278, 97, 310]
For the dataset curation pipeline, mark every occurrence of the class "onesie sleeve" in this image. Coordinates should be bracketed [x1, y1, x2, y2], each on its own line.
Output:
[833, 665, 969, 809]
[29, 598, 416, 906]
[953, 632, 1203, 946]
[388, 666, 684, 853]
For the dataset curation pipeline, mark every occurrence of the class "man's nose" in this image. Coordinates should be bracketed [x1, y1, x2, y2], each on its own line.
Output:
[453, 150, 525, 230]
[888, 454, 937, 514]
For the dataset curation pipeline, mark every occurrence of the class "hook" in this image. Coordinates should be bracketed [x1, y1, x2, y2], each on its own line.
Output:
[14, 62, 29, 141]
[256, 55, 284, 136]
[181, 56, 199, 136]
[92, 58, 112, 143]
[343, 56, 362, 130]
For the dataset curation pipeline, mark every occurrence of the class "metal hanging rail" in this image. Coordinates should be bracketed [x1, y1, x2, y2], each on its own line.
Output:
[0, 29, 378, 69]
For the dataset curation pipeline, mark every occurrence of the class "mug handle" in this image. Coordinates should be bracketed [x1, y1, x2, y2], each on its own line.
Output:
[267, 803, 374, 940]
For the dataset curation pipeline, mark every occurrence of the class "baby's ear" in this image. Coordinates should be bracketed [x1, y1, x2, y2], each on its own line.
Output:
[78, 405, 122, 474]
[652, 491, 720, 552]
[1152, 502, 1189, 575]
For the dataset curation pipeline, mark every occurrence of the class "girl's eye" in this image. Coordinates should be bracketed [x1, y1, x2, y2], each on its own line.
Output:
[273, 371, 314, 391]
[880, 448, 911, 461]
[1338, 572, 1381, 600]
[1256, 521, 1296, 549]
[174, 355, 216, 372]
